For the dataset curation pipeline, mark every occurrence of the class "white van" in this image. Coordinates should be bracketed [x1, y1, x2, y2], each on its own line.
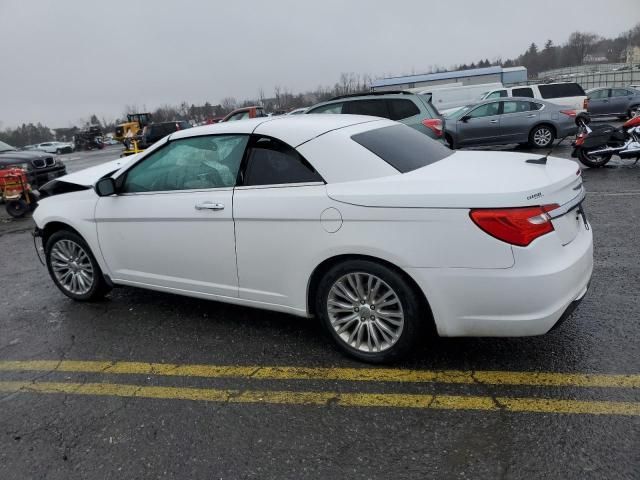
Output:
[409, 83, 504, 113]
[481, 83, 588, 112]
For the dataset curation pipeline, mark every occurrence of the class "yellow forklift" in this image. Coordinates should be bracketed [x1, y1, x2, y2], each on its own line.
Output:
[113, 113, 152, 143]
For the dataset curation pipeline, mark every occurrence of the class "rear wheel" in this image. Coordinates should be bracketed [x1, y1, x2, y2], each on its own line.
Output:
[529, 125, 555, 148]
[316, 260, 423, 363]
[45, 230, 111, 301]
[577, 147, 612, 168]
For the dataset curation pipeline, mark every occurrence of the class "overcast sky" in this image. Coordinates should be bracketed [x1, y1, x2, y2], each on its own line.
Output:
[1, 0, 639, 128]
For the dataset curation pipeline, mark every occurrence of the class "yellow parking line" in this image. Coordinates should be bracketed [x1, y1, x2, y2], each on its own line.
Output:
[0, 360, 638, 389]
[0, 381, 637, 415]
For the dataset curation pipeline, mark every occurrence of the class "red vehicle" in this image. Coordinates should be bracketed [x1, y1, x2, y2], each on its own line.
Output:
[221, 106, 268, 122]
[572, 113, 640, 167]
[0, 167, 37, 217]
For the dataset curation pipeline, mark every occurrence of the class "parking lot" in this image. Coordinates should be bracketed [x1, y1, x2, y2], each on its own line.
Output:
[0, 127, 639, 479]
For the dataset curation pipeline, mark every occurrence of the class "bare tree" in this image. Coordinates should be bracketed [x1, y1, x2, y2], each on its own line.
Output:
[221, 97, 237, 113]
[274, 85, 282, 109]
[567, 32, 599, 64]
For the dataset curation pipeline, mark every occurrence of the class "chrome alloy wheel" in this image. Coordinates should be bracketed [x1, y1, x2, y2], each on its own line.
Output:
[327, 272, 404, 353]
[533, 127, 553, 147]
[50, 239, 95, 295]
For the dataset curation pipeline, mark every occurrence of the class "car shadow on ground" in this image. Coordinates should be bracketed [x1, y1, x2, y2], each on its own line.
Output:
[64, 283, 595, 372]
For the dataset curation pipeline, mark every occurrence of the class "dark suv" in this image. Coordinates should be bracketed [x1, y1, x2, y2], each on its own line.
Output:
[305, 91, 445, 140]
[0, 140, 67, 189]
[135, 121, 191, 149]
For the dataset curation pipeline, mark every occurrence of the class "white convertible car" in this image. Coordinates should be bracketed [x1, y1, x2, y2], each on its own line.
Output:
[33, 115, 593, 362]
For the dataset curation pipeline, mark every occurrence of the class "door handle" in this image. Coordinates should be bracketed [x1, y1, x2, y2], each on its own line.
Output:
[195, 202, 225, 211]
[489, 120, 498, 124]
[527, 114, 536, 118]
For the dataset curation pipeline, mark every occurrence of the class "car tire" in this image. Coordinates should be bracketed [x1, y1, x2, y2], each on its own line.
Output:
[56, 149, 62, 154]
[5, 199, 28, 218]
[315, 259, 423, 363]
[445, 134, 455, 149]
[45, 230, 112, 301]
[529, 125, 555, 148]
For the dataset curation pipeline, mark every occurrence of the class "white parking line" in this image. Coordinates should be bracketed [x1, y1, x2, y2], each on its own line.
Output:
[589, 191, 640, 196]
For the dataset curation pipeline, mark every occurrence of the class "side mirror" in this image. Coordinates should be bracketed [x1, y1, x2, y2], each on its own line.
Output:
[95, 177, 116, 196]
[460, 115, 470, 123]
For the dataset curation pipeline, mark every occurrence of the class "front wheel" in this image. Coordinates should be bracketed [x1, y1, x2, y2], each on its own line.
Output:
[316, 260, 423, 363]
[529, 125, 555, 148]
[45, 230, 112, 301]
[577, 147, 612, 168]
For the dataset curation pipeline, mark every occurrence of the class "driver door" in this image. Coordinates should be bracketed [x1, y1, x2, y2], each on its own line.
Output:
[457, 101, 502, 146]
[95, 134, 249, 297]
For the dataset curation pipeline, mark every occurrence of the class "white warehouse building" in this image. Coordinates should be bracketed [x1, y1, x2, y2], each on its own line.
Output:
[371, 66, 527, 91]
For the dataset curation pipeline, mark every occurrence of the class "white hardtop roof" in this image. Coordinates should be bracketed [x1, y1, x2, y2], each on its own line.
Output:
[169, 114, 381, 147]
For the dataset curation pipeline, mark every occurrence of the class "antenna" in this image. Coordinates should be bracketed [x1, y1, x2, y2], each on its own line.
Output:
[526, 135, 569, 165]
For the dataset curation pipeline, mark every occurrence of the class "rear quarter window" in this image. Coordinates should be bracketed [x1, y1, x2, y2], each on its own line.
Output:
[387, 99, 420, 120]
[538, 83, 585, 99]
[351, 124, 452, 173]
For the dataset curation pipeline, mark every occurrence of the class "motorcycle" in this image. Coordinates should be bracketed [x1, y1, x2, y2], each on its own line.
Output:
[572, 112, 640, 168]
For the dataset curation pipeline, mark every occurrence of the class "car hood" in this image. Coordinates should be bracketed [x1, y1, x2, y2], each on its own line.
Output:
[0, 149, 53, 164]
[327, 150, 583, 209]
[53, 156, 137, 186]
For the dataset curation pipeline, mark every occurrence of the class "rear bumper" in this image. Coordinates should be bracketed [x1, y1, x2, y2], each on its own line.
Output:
[407, 222, 593, 337]
[549, 281, 589, 331]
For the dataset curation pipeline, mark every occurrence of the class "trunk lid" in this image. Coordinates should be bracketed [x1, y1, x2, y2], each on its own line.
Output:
[327, 150, 584, 244]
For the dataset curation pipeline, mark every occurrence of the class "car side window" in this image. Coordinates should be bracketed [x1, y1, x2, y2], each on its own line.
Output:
[486, 90, 507, 99]
[342, 99, 390, 118]
[468, 102, 500, 118]
[387, 99, 420, 120]
[589, 89, 609, 99]
[308, 103, 344, 114]
[121, 135, 249, 193]
[227, 111, 250, 121]
[611, 88, 630, 97]
[512, 87, 534, 98]
[502, 101, 531, 114]
[243, 136, 323, 186]
[530, 102, 544, 111]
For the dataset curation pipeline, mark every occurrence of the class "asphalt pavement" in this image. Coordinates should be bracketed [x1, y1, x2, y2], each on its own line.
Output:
[0, 132, 639, 479]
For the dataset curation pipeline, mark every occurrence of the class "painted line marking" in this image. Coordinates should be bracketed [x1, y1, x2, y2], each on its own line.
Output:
[0, 360, 638, 389]
[0, 381, 637, 415]
[589, 191, 640, 197]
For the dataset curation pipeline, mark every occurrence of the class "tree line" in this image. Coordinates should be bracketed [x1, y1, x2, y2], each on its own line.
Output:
[455, 23, 640, 76]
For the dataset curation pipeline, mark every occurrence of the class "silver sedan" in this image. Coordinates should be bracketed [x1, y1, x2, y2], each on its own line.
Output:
[444, 97, 578, 149]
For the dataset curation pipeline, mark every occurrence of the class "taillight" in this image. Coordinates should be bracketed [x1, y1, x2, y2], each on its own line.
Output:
[583, 98, 589, 110]
[469, 204, 559, 247]
[575, 133, 585, 146]
[560, 110, 576, 117]
[422, 118, 443, 137]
